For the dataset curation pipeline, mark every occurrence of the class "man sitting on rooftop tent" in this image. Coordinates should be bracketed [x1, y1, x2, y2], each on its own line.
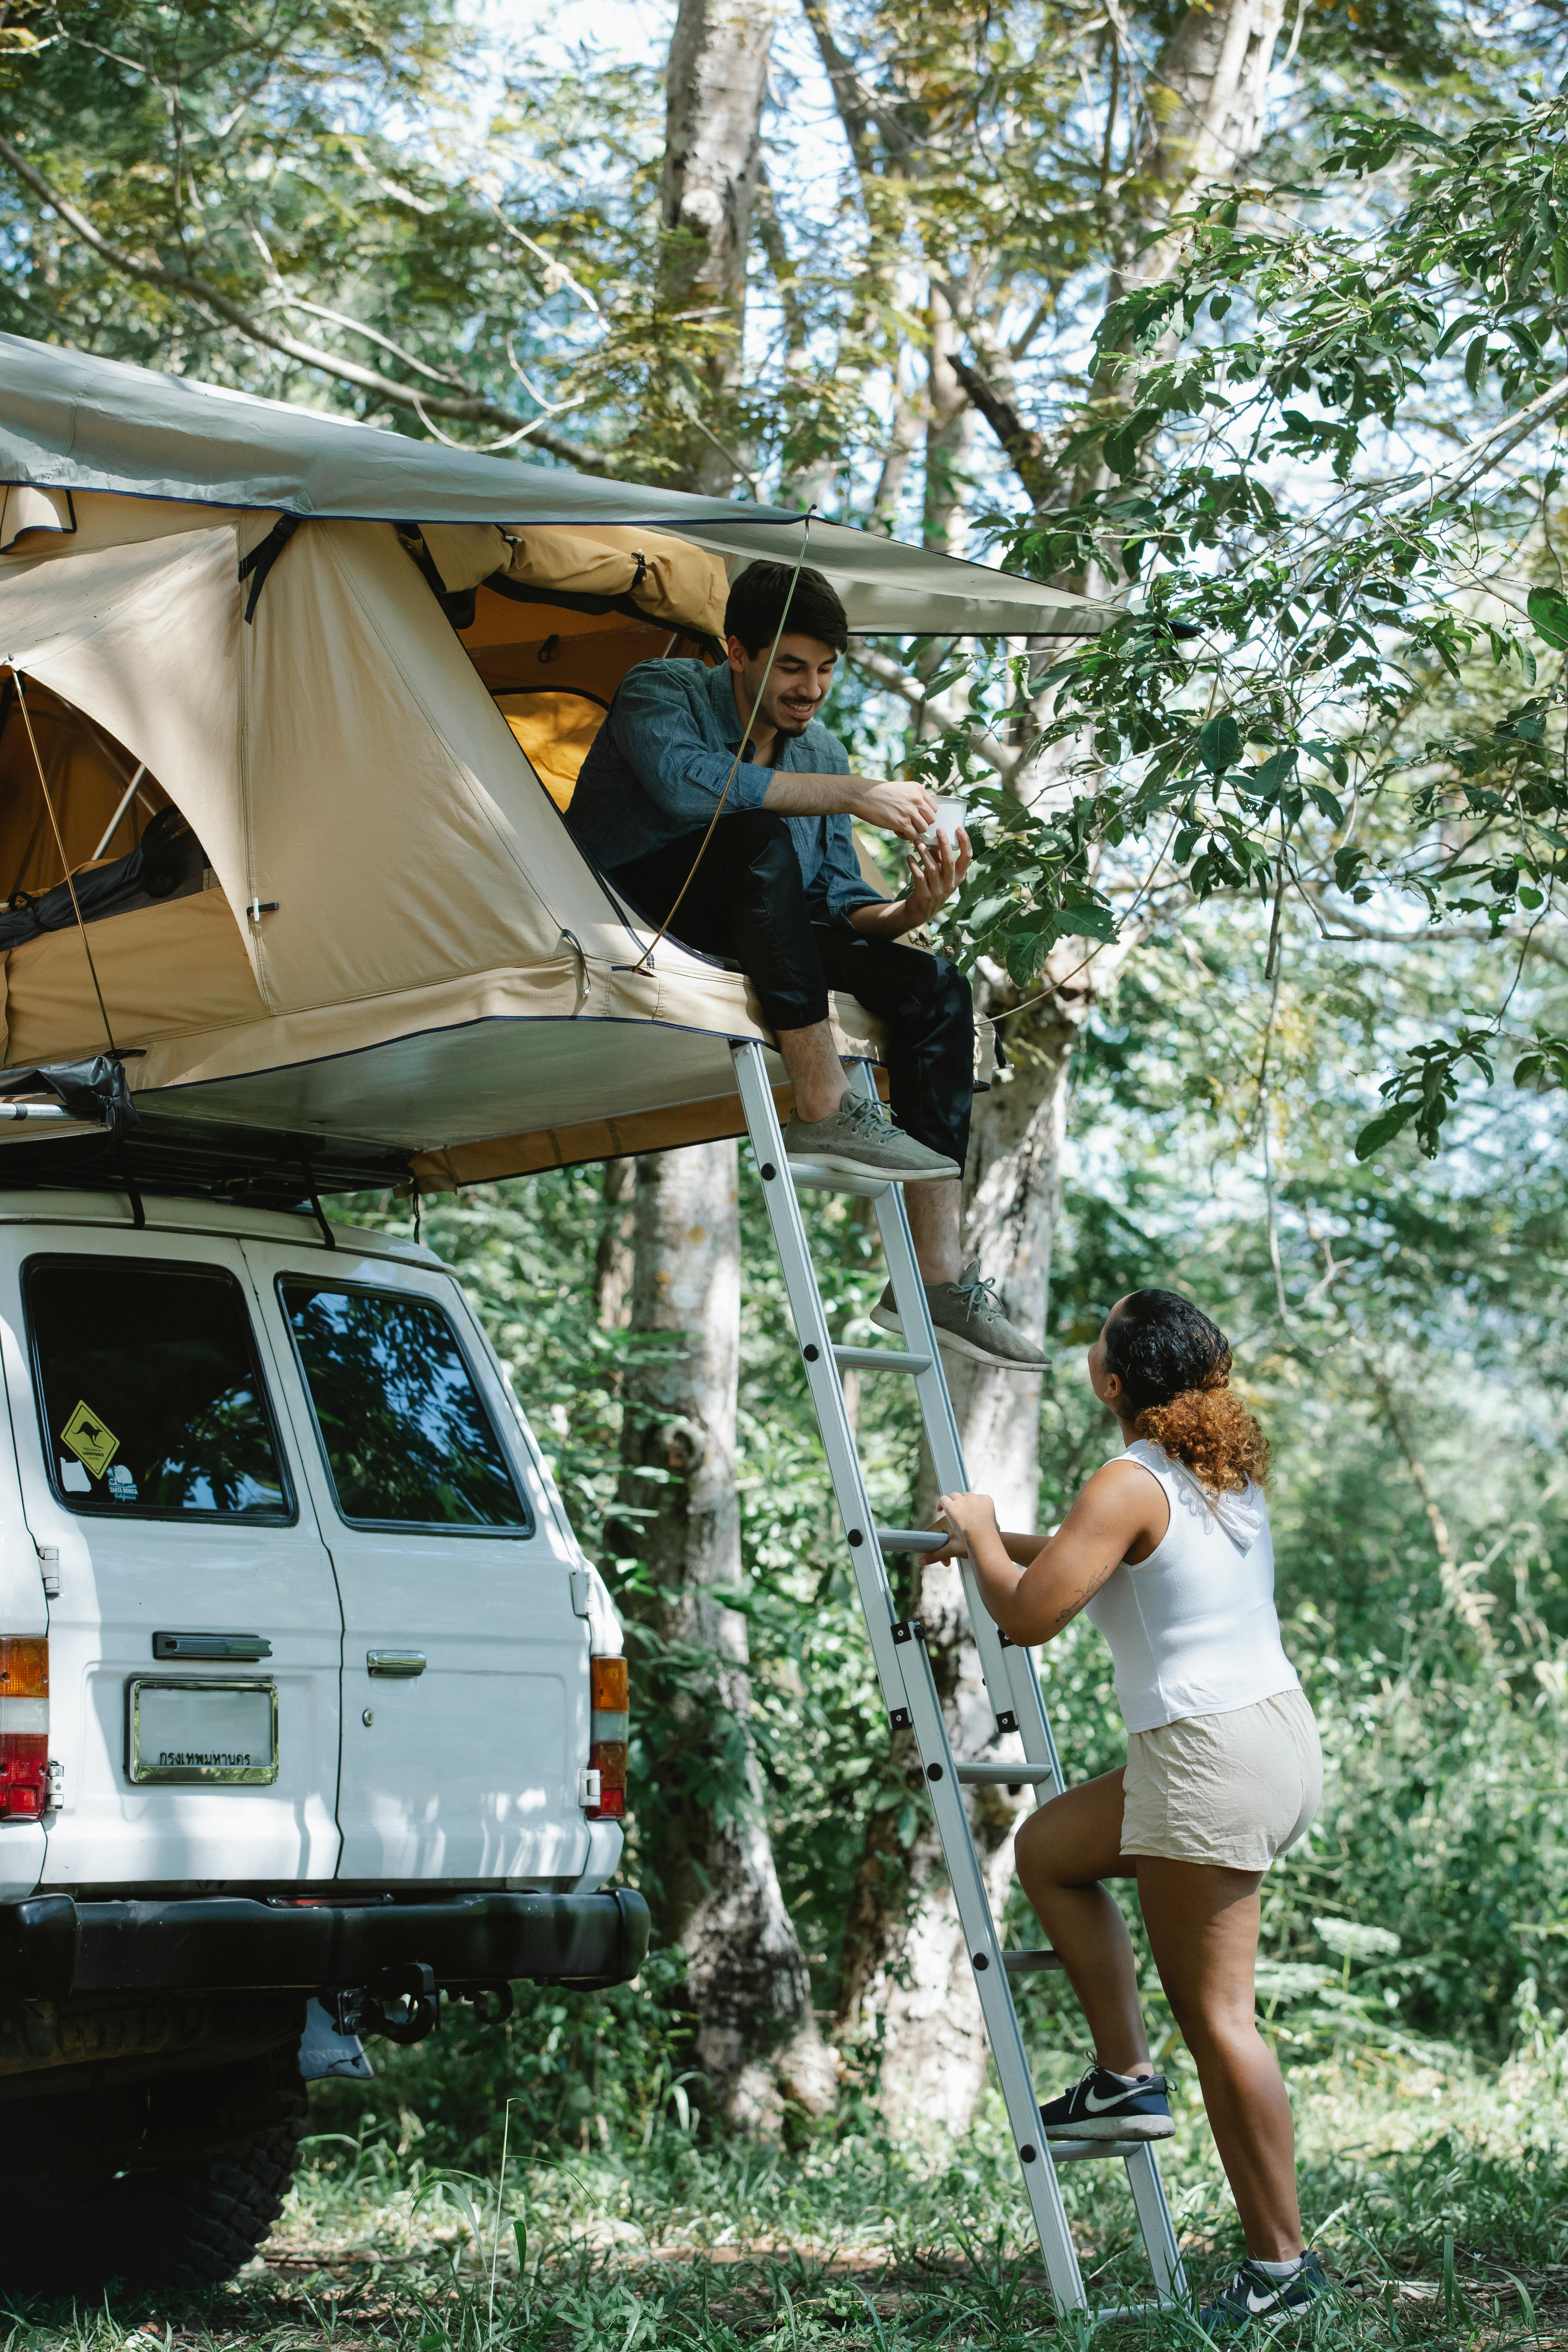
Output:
[565, 560, 1047, 1375]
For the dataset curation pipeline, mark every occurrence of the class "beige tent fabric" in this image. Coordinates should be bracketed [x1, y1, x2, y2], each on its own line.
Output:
[418, 522, 510, 594]
[420, 522, 727, 639]
[496, 690, 608, 813]
[500, 524, 727, 637]
[0, 485, 75, 553]
[4, 889, 266, 1065]
[237, 517, 633, 1013]
[0, 492, 996, 1188]
[0, 491, 257, 565]
[0, 527, 253, 965]
[0, 682, 172, 896]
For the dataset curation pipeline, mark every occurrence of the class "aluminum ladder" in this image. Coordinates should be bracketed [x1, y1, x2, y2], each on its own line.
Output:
[732, 1039, 1186, 2318]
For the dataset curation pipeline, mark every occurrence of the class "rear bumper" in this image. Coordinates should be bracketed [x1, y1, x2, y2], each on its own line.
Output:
[0, 1888, 649, 2000]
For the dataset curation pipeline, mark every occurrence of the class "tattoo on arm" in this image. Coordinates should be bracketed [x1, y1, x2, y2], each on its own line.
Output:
[1046, 1563, 1116, 1636]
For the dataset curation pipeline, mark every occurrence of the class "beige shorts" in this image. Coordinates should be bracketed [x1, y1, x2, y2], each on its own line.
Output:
[1120, 1687, 1322, 1872]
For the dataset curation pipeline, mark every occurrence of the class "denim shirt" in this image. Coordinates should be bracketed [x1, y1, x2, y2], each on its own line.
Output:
[566, 658, 886, 931]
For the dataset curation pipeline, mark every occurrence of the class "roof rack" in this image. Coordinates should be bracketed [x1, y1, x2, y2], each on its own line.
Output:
[0, 1084, 410, 1211]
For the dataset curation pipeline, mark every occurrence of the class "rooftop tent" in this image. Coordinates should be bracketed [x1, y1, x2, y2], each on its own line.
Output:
[0, 332, 1121, 1199]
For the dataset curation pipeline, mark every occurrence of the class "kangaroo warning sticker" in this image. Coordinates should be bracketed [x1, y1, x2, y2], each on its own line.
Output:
[60, 1400, 120, 1480]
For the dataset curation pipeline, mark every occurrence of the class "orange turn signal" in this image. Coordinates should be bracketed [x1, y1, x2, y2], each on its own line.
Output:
[587, 1653, 628, 1821]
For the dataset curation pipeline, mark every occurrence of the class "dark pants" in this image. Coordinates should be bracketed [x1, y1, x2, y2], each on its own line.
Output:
[606, 810, 975, 1167]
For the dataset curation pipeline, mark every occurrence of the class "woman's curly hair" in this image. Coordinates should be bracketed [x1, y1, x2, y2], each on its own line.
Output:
[1102, 1289, 1269, 1493]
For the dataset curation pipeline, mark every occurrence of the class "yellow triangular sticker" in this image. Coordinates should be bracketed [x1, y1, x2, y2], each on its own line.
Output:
[61, 1400, 120, 1480]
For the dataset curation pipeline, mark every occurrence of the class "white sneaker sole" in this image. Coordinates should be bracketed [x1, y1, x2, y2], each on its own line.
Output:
[784, 1148, 960, 1186]
[870, 1300, 1048, 1374]
[1043, 2114, 1175, 2141]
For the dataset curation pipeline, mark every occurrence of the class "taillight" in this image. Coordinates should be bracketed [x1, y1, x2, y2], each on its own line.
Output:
[0, 1638, 48, 1821]
[586, 1654, 628, 1821]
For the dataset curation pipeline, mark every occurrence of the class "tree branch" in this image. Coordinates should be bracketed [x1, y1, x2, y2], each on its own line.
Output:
[948, 350, 1059, 508]
[849, 644, 1020, 778]
[801, 2, 912, 171]
[0, 128, 608, 475]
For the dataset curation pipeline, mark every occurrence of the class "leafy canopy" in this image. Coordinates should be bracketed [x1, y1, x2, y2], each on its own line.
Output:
[934, 95, 1568, 1159]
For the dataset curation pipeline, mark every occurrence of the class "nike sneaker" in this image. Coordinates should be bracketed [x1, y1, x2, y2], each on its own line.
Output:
[1039, 2062, 1174, 2141]
[1199, 2252, 1328, 2333]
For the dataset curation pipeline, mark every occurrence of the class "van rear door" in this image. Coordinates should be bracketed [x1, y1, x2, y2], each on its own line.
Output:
[239, 1242, 588, 1887]
[0, 1232, 342, 1887]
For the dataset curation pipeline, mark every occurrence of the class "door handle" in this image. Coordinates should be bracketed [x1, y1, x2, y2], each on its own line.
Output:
[366, 1651, 427, 1678]
[154, 1631, 273, 1662]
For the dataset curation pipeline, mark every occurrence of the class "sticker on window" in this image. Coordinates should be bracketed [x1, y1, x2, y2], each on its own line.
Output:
[61, 1400, 120, 1481]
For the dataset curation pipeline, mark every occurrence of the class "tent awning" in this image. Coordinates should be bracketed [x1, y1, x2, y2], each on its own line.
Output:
[0, 332, 1122, 638]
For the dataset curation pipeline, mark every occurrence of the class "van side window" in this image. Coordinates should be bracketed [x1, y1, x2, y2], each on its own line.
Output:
[25, 1258, 292, 1520]
[279, 1281, 529, 1533]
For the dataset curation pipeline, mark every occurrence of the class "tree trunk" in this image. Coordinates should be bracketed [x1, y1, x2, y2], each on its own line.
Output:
[833, 952, 1097, 2123]
[661, 0, 778, 495]
[1143, 0, 1288, 230]
[595, 1157, 637, 1330]
[614, 1144, 835, 2127]
[613, 0, 832, 2133]
[922, 284, 976, 558]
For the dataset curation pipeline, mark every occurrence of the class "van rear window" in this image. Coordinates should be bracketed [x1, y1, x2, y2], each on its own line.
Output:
[279, 1281, 528, 1532]
[25, 1258, 291, 1519]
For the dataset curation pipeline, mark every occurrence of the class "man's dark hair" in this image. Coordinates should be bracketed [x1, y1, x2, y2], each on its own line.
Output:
[725, 562, 848, 657]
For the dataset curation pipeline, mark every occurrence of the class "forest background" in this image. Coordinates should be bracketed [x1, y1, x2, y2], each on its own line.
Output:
[2, 0, 1568, 2329]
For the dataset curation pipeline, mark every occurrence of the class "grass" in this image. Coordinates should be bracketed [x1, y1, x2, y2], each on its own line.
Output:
[5, 2036, 1566, 2350]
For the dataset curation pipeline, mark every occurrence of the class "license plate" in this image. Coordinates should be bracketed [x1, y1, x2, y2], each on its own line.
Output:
[127, 1679, 278, 1785]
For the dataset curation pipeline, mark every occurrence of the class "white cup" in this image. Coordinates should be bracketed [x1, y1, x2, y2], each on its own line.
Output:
[923, 793, 967, 846]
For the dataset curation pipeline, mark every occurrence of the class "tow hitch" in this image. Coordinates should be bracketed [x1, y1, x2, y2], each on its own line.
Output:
[331, 1962, 440, 2046]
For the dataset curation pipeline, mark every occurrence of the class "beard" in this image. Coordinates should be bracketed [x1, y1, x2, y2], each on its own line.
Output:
[769, 700, 815, 736]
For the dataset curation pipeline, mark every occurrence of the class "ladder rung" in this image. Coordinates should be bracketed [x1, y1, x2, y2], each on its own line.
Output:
[833, 1344, 932, 1373]
[956, 1763, 1055, 1786]
[1003, 1948, 1064, 1973]
[1050, 2139, 1158, 2163]
[875, 1525, 965, 1555]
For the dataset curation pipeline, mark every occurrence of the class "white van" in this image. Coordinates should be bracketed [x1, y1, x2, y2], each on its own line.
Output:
[0, 1189, 643, 2295]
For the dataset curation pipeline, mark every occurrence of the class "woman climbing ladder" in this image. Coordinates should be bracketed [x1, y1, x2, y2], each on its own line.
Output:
[931, 1289, 1328, 2333]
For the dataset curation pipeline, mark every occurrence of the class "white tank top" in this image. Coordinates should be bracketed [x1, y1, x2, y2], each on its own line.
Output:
[1083, 1439, 1300, 1734]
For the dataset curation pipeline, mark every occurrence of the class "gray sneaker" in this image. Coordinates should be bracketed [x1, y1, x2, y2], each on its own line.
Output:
[782, 1096, 960, 1184]
[872, 1261, 1049, 1371]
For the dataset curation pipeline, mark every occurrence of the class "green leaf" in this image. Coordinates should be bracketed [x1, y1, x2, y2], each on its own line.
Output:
[1306, 782, 1346, 825]
[1062, 897, 1121, 943]
[1354, 1104, 1416, 1160]
[967, 893, 1015, 930]
[1527, 586, 1568, 649]
[1198, 712, 1241, 774]
[1464, 334, 1489, 394]
[1248, 748, 1298, 796]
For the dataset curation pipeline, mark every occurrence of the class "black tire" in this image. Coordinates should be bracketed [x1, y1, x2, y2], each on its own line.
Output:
[0, 2044, 307, 2296]
[107, 2115, 306, 2285]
